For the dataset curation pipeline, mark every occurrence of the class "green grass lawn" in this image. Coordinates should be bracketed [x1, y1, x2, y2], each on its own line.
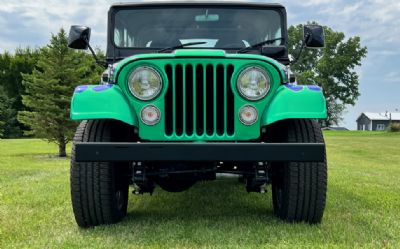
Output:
[1, 131, 400, 248]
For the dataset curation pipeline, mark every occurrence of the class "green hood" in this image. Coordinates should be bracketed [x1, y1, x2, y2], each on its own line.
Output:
[113, 49, 287, 83]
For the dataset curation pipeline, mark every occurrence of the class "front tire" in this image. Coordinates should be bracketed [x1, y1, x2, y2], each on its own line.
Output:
[70, 120, 133, 227]
[267, 119, 327, 224]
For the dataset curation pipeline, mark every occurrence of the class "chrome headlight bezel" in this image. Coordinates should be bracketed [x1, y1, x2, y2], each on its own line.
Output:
[128, 66, 163, 101]
[237, 66, 271, 101]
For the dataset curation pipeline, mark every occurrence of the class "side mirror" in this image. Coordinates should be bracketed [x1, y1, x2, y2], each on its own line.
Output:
[68, 25, 91, 50]
[304, 25, 325, 48]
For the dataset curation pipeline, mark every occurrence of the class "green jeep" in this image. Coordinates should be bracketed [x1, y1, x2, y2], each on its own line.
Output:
[68, 1, 327, 227]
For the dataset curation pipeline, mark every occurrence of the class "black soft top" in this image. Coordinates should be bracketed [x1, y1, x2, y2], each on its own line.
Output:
[111, 1, 284, 8]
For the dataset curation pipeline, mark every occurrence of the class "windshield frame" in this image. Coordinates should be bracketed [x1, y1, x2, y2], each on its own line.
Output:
[106, 2, 288, 60]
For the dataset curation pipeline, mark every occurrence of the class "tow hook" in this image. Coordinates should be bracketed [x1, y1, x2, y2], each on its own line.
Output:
[246, 162, 270, 193]
[132, 162, 155, 195]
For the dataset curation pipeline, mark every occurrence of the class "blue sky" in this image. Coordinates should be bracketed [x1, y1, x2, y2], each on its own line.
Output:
[1, 0, 399, 129]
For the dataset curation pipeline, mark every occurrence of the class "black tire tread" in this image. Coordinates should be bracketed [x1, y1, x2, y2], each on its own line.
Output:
[270, 119, 327, 224]
[70, 120, 130, 227]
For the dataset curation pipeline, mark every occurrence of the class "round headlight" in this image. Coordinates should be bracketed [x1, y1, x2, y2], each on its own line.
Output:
[128, 66, 162, 100]
[237, 66, 271, 100]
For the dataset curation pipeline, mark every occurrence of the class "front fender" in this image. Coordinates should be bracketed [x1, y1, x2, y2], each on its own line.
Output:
[261, 85, 327, 126]
[70, 85, 138, 126]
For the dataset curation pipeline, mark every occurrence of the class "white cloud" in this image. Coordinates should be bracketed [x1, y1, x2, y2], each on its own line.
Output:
[0, 40, 14, 53]
[385, 71, 400, 83]
[0, 0, 113, 52]
[298, 0, 337, 6]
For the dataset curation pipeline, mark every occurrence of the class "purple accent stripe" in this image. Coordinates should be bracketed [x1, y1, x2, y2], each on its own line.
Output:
[308, 85, 321, 91]
[285, 84, 304, 92]
[75, 85, 88, 93]
[93, 84, 113, 92]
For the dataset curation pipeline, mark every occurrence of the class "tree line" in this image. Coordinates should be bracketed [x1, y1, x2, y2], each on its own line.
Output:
[0, 25, 366, 156]
[0, 48, 39, 138]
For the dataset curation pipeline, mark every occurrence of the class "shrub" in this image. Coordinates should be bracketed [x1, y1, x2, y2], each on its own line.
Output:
[388, 123, 400, 132]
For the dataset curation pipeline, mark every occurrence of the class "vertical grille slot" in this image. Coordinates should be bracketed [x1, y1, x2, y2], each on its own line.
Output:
[216, 65, 225, 135]
[165, 65, 173, 136]
[185, 65, 194, 136]
[164, 63, 235, 138]
[205, 65, 214, 136]
[227, 65, 235, 135]
[195, 65, 204, 135]
[175, 65, 184, 136]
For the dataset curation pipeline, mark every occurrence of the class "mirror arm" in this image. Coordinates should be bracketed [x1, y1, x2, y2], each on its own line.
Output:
[290, 33, 310, 66]
[84, 38, 108, 68]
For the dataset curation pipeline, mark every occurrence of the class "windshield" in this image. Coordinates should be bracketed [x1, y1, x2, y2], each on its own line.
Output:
[113, 7, 284, 49]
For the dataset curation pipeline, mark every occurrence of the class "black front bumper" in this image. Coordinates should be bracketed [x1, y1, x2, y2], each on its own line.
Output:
[75, 142, 325, 162]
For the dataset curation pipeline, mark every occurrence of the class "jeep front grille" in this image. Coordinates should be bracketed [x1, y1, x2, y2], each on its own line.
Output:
[164, 63, 235, 138]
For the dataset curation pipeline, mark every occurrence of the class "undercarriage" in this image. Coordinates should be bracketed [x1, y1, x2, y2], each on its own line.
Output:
[130, 161, 271, 194]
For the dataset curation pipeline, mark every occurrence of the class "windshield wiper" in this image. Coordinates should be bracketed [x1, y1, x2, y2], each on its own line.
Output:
[237, 38, 284, 54]
[157, 42, 207, 53]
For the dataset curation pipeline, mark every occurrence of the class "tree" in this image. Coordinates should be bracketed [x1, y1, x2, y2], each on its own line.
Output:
[0, 86, 17, 137]
[0, 48, 40, 138]
[18, 28, 103, 157]
[288, 23, 367, 126]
